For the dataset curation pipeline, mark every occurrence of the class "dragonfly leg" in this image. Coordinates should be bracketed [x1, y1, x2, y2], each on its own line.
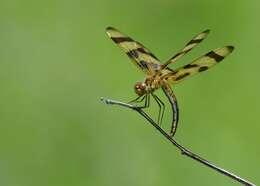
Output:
[144, 94, 150, 108]
[128, 95, 145, 104]
[137, 94, 150, 108]
[152, 93, 165, 126]
[152, 93, 161, 125]
[138, 95, 146, 103]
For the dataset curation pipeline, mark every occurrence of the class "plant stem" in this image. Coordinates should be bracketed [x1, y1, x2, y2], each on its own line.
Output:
[101, 97, 255, 186]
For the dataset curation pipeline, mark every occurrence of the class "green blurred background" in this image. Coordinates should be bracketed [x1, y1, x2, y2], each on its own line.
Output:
[0, 0, 259, 185]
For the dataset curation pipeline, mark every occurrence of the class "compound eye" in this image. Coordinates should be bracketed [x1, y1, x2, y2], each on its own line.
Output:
[140, 83, 146, 90]
[134, 82, 146, 96]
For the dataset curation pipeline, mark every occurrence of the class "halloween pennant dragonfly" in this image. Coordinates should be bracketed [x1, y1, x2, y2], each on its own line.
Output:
[106, 27, 234, 137]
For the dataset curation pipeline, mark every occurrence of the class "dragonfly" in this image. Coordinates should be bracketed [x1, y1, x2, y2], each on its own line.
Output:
[106, 26, 234, 137]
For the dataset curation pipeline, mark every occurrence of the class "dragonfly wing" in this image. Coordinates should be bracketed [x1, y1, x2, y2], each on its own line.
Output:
[164, 46, 234, 84]
[106, 27, 162, 75]
[162, 29, 210, 68]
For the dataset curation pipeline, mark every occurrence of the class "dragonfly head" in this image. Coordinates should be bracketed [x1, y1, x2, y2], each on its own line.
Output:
[134, 82, 147, 96]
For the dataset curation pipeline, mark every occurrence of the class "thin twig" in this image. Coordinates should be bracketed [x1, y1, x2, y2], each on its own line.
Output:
[101, 97, 256, 186]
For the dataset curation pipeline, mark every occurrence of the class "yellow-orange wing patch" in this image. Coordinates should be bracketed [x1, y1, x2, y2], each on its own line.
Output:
[106, 27, 161, 75]
[164, 46, 234, 84]
[162, 29, 210, 68]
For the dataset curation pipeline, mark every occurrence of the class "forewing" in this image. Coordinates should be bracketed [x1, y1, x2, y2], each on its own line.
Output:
[106, 27, 161, 75]
[162, 29, 210, 68]
[164, 46, 234, 84]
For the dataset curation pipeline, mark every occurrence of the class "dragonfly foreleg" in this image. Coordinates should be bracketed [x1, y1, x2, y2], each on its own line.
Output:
[128, 95, 145, 104]
[128, 94, 150, 109]
[144, 94, 150, 108]
[152, 93, 165, 126]
[138, 94, 150, 108]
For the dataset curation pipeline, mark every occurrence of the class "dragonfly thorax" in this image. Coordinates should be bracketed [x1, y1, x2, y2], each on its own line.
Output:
[134, 76, 163, 96]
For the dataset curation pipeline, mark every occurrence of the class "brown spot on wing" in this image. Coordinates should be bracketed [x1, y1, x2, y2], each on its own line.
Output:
[227, 46, 234, 51]
[111, 37, 132, 43]
[165, 67, 175, 72]
[136, 48, 159, 60]
[126, 50, 139, 58]
[206, 51, 224, 62]
[175, 72, 190, 81]
[140, 60, 149, 69]
[198, 66, 208, 72]
[183, 64, 199, 69]
[127, 48, 157, 59]
[187, 38, 203, 45]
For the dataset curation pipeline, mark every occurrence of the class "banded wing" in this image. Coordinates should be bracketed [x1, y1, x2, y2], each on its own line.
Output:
[162, 29, 210, 69]
[106, 27, 161, 75]
[163, 46, 234, 84]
